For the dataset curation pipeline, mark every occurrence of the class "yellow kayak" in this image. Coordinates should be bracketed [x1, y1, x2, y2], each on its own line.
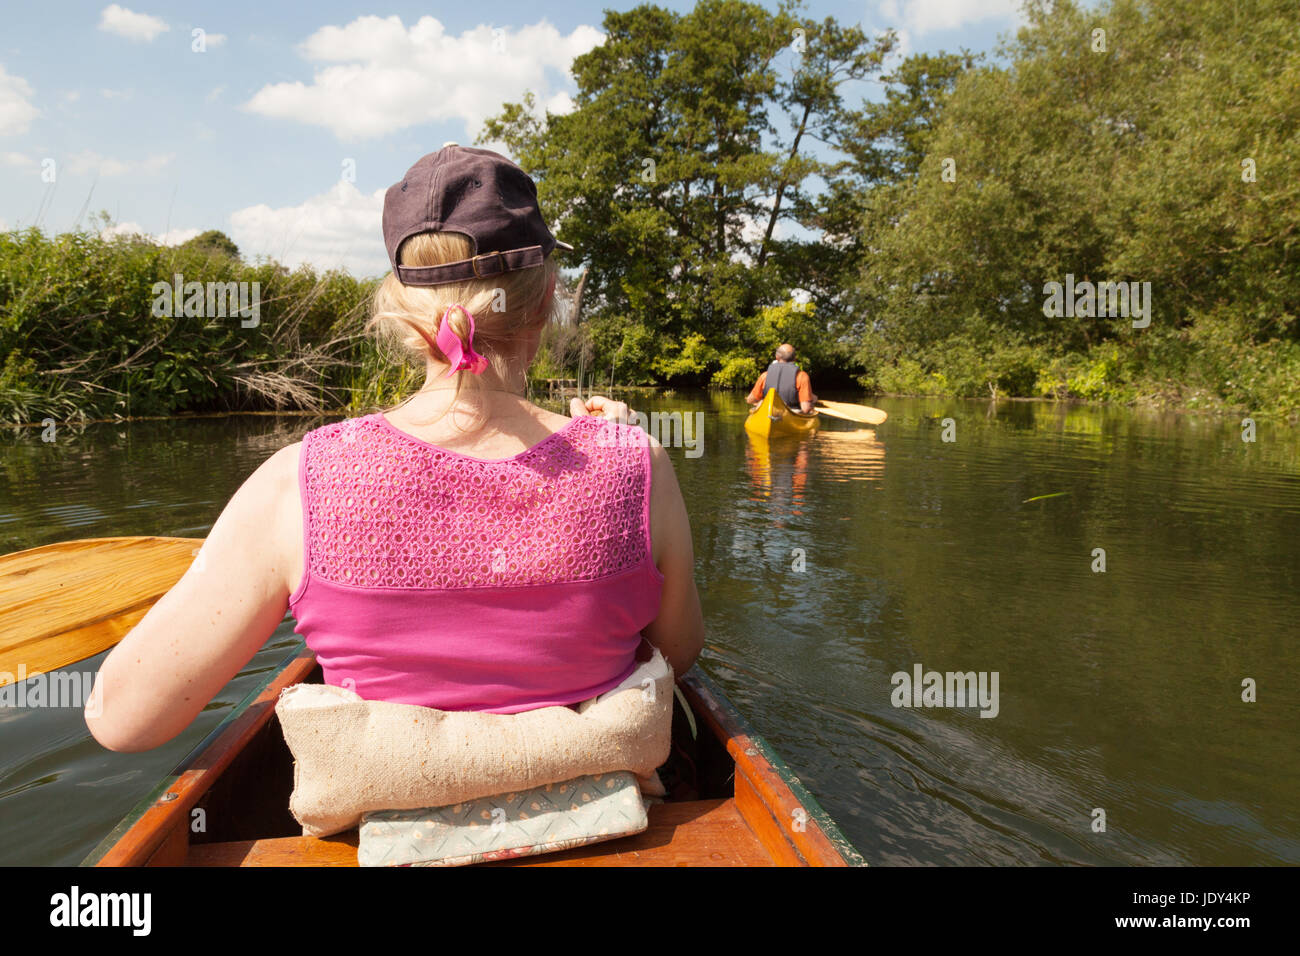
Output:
[744, 388, 819, 438]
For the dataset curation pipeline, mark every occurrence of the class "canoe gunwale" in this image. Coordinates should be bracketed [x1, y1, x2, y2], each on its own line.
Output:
[82, 642, 314, 867]
[678, 670, 864, 866]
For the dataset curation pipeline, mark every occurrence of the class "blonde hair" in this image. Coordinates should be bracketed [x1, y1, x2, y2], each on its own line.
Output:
[367, 232, 563, 419]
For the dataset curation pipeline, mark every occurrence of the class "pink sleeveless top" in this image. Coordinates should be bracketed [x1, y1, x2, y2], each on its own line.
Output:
[288, 412, 663, 714]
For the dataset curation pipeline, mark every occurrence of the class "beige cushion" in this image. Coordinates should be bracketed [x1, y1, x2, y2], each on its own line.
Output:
[276, 650, 674, 838]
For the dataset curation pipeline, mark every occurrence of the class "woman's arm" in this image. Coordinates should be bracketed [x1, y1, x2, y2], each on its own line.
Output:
[642, 440, 705, 676]
[570, 395, 705, 672]
[84, 443, 302, 752]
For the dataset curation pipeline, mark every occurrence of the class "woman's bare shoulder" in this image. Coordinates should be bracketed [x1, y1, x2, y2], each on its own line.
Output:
[528, 404, 576, 432]
[213, 442, 303, 550]
[264, 441, 303, 485]
[261, 442, 305, 592]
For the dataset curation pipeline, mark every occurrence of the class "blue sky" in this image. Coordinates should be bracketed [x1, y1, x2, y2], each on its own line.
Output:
[0, 1, 1031, 277]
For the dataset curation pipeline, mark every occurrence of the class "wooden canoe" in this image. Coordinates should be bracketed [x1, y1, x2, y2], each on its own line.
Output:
[82, 644, 865, 867]
[744, 388, 819, 438]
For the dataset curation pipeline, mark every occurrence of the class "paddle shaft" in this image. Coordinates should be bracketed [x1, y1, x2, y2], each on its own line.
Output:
[814, 400, 888, 426]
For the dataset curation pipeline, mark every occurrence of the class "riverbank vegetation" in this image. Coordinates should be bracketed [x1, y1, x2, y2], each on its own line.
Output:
[2, 0, 1295, 423]
[0, 222, 376, 422]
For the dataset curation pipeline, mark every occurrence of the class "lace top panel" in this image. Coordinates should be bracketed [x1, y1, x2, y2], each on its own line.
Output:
[301, 413, 651, 590]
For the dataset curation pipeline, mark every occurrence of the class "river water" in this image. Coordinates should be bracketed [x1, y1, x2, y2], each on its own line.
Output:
[1, 394, 1297, 865]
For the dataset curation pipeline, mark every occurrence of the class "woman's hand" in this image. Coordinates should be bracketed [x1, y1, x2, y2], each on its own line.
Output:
[569, 394, 635, 424]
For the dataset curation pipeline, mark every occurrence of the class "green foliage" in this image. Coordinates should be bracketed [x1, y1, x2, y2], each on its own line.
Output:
[346, 346, 424, 414]
[711, 353, 760, 388]
[1066, 344, 1129, 402]
[1175, 309, 1300, 415]
[875, 357, 948, 397]
[180, 230, 241, 261]
[6, 0, 1297, 418]
[651, 332, 719, 381]
[845, 0, 1299, 416]
[0, 224, 379, 422]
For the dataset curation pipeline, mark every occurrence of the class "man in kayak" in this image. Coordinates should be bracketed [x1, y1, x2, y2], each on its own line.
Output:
[746, 343, 817, 413]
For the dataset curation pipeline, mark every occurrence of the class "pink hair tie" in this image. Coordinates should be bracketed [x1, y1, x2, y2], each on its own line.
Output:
[435, 304, 489, 376]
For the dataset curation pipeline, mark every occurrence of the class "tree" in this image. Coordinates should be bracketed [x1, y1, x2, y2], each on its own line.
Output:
[180, 230, 241, 261]
[848, 0, 1300, 408]
[480, 0, 892, 384]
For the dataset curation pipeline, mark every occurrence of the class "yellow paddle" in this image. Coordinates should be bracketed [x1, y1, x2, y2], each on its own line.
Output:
[814, 400, 888, 426]
[0, 536, 203, 687]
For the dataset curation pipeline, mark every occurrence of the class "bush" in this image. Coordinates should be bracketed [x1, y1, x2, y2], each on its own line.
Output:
[650, 332, 719, 381]
[1066, 343, 1128, 401]
[988, 343, 1048, 396]
[0, 223, 377, 421]
[711, 353, 760, 388]
[875, 357, 948, 396]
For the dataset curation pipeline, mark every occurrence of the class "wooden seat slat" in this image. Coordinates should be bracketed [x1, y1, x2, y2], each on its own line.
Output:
[186, 798, 775, 868]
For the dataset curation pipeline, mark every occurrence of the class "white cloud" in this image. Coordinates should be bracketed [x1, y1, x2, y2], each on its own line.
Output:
[64, 90, 81, 103]
[67, 150, 175, 176]
[206, 85, 224, 102]
[243, 15, 604, 141]
[203, 32, 227, 48]
[159, 227, 201, 245]
[98, 5, 170, 42]
[229, 181, 388, 276]
[886, 27, 913, 63]
[1, 151, 33, 166]
[100, 88, 132, 100]
[875, 0, 1020, 36]
[101, 221, 145, 238]
[100, 222, 201, 245]
[542, 91, 576, 116]
[0, 65, 39, 135]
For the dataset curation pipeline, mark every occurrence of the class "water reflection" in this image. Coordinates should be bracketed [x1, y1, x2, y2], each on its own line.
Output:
[744, 431, 812, 506]
[698, 397, 1300, 865]
[744, 427, 887, 506]
[812, 428, 887, 482]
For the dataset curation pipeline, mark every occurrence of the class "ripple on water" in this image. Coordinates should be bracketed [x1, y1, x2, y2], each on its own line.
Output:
[694, 397, 1300, 865]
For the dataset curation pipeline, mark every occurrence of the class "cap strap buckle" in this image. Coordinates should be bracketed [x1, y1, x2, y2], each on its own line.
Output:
[471, 251, 505, 278]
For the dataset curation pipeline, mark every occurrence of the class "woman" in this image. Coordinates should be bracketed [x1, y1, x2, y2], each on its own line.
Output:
[85, 145, 705, 751]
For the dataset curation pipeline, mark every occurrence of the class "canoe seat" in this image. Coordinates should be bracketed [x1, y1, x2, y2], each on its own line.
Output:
[186, 798, 775, 867]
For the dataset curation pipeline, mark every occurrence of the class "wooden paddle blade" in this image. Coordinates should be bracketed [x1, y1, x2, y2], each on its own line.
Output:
[0, 536, 205, 686]
[815, 400, 888, 425]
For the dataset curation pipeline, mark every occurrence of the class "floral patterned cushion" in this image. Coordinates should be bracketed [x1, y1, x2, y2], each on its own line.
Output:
[357, 772, 648, 867]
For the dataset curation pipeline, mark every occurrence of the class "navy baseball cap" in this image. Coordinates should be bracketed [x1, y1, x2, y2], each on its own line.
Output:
[382, 143, 573, 287]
